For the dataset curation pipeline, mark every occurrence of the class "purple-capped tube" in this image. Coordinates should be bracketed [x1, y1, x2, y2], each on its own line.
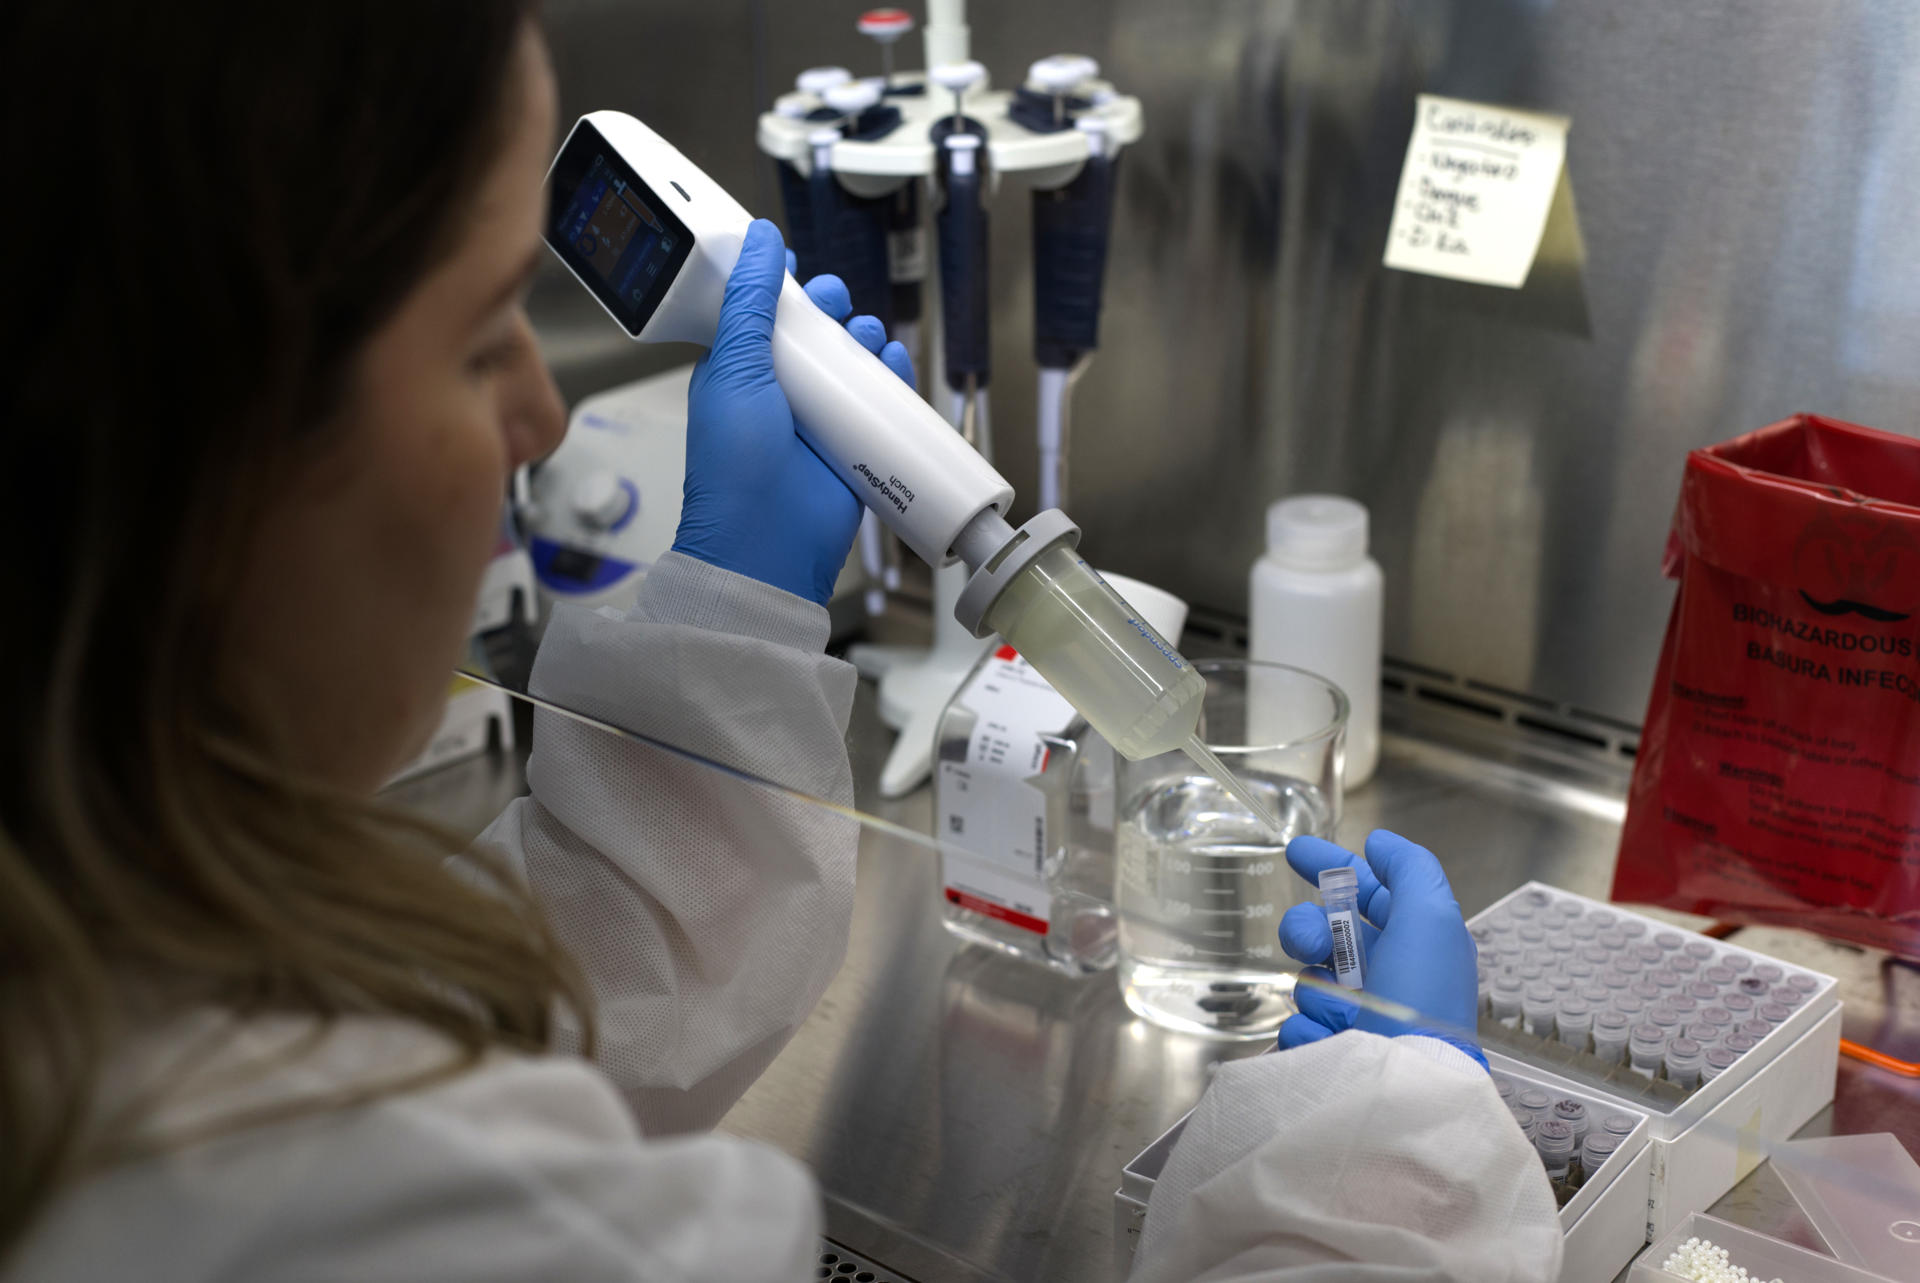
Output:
[1736, 1018, 1773, 1041]
[1556, 996, 1594, 1050]
[1569, 918, 1599, 942]
[1551, 1098, 1590, 1148]
[1649, 968, 1685, 991]
[1580, 1132, 1620, 1182]
[1596, 929, 1628, 951]
[1666, 993, 1699, 1016]
[1633, 943, 1666, 969]
[1516, 1087, 1553, 1124]
[1702, 1045, 1740, 1082]
[1770, 986, 1806, 1009]
[1723, 1031, 1758, 1056]
[1721, 991, 1756, 1018]
[1737, 975, 1770, 996]
[1566, 959, 1599, 982]
[1580, 945, 1612, 968]
[1698, 1006, 1734, 1029]
[1578, 983, 1611, 1007]
[1491, 975, 1525, 1028]
[1668, 954, 1701, 975]
[1523, 983, 1558, 1037]
[1752, 962, 1784, 984]
[1682, 1021, 1722, 1046]
[1684, 940, 1716, 962]
[1588, 908, 1618, 928]
[1610, 994, 1646, 1021]
[1787, 973, 1819, 995]
[1533, 1118, 1577, 1181]
[1629, 981, 1663, 1004]
[1664, 1036, 1705, 1089]
[1628, 1023, 1668, 1078]
[1686, 981, 1719, 1004]
[1654, 931, 1685, 952]
[1646, 1004, 1683, 1032]
[1702, 965, 1739, 988]
[1758, 1001, 1793, 1025]
[1721, 953, 1752, 973]
[1506, 1099, 1537, 1139]
[1618, 919, 1648, 939]
[1591, 1010, 1632, 1064]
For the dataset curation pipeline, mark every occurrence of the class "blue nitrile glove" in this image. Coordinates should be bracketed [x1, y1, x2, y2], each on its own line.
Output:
[1276, 829, 1487, 1070]
[673, 219, 916, 604]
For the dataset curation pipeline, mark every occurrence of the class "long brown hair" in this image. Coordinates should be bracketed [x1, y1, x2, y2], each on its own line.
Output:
[0, 0, 590, 1253]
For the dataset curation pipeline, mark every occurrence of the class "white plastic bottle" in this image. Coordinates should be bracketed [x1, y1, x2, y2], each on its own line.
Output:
[1248, 495, 1382, 787]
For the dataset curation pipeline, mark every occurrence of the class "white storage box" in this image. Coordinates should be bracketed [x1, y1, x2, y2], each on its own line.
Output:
[1112, 1057, 1652, 1283]
[1628, 1211, 1893, 1283]
[1471, 883, 1841, 1239]
[1113, 881, 1842, 1279]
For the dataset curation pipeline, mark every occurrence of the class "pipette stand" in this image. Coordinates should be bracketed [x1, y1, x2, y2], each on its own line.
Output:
[760, 25, 1141, 798]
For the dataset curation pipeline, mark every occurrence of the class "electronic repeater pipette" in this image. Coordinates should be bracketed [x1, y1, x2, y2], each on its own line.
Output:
[542, 112, 1278, 829]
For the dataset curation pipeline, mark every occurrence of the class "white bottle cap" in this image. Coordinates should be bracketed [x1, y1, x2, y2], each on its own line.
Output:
[930, 60, 987, 93]
[823, 79, 883, 115]
[1266, 494, 1368, 571]
[796, 66, 853, 95]
[1028, 54, 1099, 94]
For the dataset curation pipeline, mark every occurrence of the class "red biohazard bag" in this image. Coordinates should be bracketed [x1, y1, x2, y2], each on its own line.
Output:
[1614, 413, 1920, 959]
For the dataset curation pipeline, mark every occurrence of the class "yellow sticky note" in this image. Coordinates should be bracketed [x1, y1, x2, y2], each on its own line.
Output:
[1383, 94, 1570, 289]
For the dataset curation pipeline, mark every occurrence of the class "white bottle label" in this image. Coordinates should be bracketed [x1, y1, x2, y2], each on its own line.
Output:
[938, 645, 1078, 935]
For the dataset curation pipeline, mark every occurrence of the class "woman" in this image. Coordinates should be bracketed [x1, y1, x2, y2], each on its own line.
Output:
[3, 3, 1561, 1279]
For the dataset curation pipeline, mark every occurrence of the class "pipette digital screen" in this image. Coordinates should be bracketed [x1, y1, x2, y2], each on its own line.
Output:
[545, 119, 693, 336]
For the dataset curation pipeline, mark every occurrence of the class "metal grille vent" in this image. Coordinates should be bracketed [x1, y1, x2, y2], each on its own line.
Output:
[815, 1238, 913, 1283]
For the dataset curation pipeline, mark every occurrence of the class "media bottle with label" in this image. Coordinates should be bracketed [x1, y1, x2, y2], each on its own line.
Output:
[934, 575, 1188, 975]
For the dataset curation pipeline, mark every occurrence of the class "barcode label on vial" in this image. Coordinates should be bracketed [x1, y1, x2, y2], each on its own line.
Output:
[1329, 913, 1361, 985]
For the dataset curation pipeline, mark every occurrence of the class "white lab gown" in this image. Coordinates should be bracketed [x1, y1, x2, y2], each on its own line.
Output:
[8, 552, 1562, 1282]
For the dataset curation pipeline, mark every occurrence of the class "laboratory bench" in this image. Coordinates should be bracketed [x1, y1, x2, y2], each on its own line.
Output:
[394, 611, 1920, 1283]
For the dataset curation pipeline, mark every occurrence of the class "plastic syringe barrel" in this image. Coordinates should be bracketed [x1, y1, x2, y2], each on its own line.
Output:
[770, 276, 1010, 568]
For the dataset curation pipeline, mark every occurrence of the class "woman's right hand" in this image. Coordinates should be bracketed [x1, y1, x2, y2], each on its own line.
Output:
[1276, 829, 1487, 1069]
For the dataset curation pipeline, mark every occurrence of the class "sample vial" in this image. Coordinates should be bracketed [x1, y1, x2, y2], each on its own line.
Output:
[1580, 945, 1612, 969]
[1681, 1021, 1723, 1047]
[1600, 1112, 1638, 1142]
[1646, 1004, 1683, 1032]
[1736, 1018, 1774, 1042]
[1568, 919, 1599, 942]
[1506, 1100, 1537, 1140]
[1769, 986, 1806, 1009]
[1490, 975, 1525, 1028]
[1565, 959, 1598, 982]
[1522, 983, 1558, 1037]
[1702, 1046, 1740, 1082]
[1591, 1010, 1632, 1065]
[1698, 1006, 1734, 1029]
[1736, 975, 1769, 996]
[1720, 953, 1752, 973]
[1664, 1036, 1705, 1089]
[1599, 970, 1634, 994]
[1515, 1087, 1553, 1124]
[1318, 867, 1367, 989]
[1683, 941, 1716, 962]
[1627, 1023, 1668, 1078]
[1517, 923, 1548, 947]
[1653, 931, 1685, 952]
[1551, 1098, 1590, 1148]
[1610, 994, 1646, 1021]
[1751, 962, 1784, 984]
[1580, 1132, 1621, 1182]
[1494, 1076, 1515, 1105]
[1533, 1118, 1576, 1181]
[1665, 993, 1699, 1016]
[1588, 909, 1618, 928]
[1685, 981, 1719, 1004]
[1618, 919, 1648, 939]
[1722, 1032, 1758, 1056]
[1633, 943, 1666, 969]
[1720, 992, 1755, 1019]
[1702, 965, 1739, 989]
[1757, 1001, 1793, 1025]
[1517, 963, 1547, 983]
[1555, 997, 1594, 1051]
[1787, 973, 1818, 995]
[1648, 968, 1684, 992]
[1596, 929, 1629, 951]
[1667, 954, 1701, 975]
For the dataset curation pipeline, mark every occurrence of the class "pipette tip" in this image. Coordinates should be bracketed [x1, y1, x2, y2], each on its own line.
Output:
[1180, 735, 1286, 838]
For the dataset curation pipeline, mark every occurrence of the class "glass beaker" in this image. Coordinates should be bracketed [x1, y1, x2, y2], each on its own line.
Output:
[1115, 659, 1346, 1039]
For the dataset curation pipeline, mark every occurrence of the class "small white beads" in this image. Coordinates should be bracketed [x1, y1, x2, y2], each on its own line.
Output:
[1659, 1235, 1784, 1283]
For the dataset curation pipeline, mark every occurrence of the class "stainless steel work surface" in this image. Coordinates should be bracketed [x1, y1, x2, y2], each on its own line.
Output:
[714, 663, 1920, 1283]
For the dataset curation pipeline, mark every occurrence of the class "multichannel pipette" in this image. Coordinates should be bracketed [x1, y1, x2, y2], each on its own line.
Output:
[542, 112, 1282, 833]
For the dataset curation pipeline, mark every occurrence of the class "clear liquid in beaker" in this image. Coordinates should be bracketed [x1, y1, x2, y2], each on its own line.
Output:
[1116, 769, 1333, 1038]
